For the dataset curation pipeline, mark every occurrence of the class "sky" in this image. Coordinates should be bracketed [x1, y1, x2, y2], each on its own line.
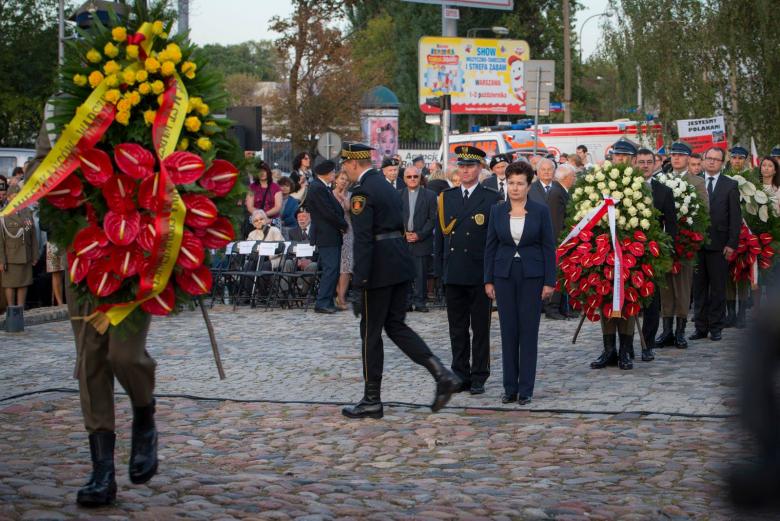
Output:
[187, 0, 612, 59]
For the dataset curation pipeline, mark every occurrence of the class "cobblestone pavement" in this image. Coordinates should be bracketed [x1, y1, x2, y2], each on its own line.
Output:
[0, 307, 772, 519]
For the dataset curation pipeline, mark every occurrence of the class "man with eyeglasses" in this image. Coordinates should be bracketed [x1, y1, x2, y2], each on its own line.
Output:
[690, 147, 741, 342]
[400, 166, 437, 312]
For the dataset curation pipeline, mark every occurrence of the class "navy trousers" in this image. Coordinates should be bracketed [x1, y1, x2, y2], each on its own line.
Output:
[407, 255, 429, 308]
[494, 260, 543, 397]
[315, 246, 341, 309]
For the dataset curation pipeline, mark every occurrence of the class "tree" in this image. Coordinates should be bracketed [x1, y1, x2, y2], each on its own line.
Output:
[194, 40, 280, 81]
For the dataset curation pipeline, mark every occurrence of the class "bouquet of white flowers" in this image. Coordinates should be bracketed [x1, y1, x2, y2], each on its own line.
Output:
[653, 173, 709, 272]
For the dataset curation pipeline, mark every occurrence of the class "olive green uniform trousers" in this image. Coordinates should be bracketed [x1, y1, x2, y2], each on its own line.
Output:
[661, 264, 694, 318]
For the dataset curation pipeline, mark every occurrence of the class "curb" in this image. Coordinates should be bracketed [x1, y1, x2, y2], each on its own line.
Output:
[0, 305, 69, 330]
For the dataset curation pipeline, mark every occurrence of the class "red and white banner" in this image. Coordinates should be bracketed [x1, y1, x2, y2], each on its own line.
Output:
[676, 116, 728, 154]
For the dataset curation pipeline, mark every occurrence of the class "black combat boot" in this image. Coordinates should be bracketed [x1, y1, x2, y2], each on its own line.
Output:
[641, 332, 655, 361]
[724, 300, 737, 328]
[590, 335, 617, 369]
[129, 400, 158, 484]
[342, 381, 383, 419]
[77, 432, 117, 507]
[654, 317, 674, 348]
[675, 318, 688, 348]
[422, 356, 463, 412]
[618, 335, 634, 370]
[735, 301, 747, 329]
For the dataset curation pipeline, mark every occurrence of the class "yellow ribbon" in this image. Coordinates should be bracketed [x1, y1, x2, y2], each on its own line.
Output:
[437, 192, 456, 235]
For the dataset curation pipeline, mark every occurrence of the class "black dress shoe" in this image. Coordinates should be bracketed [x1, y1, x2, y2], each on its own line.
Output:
[314, 307, 336, 314]
[501, 393, 517, 404]
[469, 384, 485, 395]
[517, 396, 532, 406]
[545, 311, 567, 320]
[416, 306, 429, 313]
[710, 330, 722, 341]
[689, 330, 708, 340]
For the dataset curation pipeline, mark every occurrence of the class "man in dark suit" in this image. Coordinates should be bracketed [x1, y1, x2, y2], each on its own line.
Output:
[381, 156, 404, 190]
[690, 146, 742, 342]
[339, 143, 460, 419]
[528, 157, 568, 320]
[482, 153, 511, 201]
[635, 148, 678, 361]
[286, 207, 312, 243]
[400, 166, 437, 312]
[304, 160, 347, 313]
[435, 145, 502, 395]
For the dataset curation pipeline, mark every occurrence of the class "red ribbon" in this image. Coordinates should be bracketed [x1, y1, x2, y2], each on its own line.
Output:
[127, 33, 148, 61]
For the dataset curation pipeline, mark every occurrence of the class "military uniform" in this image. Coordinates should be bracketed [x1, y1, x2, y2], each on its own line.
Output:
[723, 145, 751, 328]
[340, 143, 460, 420]
[0, 207, 38, 289]
[435, 145, 502, 393]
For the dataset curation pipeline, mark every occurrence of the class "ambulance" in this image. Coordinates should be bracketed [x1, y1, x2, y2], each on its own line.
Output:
[439, 129, 549, 165]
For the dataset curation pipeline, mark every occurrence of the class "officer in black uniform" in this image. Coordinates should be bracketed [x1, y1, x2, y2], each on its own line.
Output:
[339, 143, 461, 419]
[435, 145, 502, 394]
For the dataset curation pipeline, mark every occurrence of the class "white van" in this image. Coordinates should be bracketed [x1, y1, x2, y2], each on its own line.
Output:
[439, 130, 549, 165]
[533, 121, 664, 163]
[0, 148, 35, 178]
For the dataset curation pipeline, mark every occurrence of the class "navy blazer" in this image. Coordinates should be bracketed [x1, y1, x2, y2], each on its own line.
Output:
[305, 176, 347, 248]
[483, 199, 556, 287]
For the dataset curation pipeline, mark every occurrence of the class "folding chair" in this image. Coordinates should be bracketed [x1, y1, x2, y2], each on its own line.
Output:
[274, 242, 321, 310]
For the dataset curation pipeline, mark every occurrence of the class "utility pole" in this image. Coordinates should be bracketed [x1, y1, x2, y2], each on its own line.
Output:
[562, 0, 571, 123]
[178, 0, 190, 35]
[58, 0, 65, 66]
[441, 5, 457, 132]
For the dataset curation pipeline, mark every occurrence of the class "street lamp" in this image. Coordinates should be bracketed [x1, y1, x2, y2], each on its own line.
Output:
[578, 11, 612, 64]
[466, 26, 509, 38]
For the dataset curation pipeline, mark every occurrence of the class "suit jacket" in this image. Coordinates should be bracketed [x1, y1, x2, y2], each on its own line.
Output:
[650, 178, 678, 240]
[400, 187, 437, 257]
[305, 176, 347, 248]
[528, 180, 568, 240]
[350, 169, 414, 289]
[435, 183, 502, 286]
[703, 174, 742, 252]
[483, 199, 556, 287]
[287, 224, 311, 243]
[680, 171, 709, 210]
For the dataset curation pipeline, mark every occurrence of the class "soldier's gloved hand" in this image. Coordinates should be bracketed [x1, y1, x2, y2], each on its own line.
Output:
[352, 291, 364, 317]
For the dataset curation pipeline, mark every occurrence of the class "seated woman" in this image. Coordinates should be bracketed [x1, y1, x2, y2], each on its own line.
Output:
[484, 161, 556, 406]
[247, 210, 284, 269]
[277, 176, 300, 236]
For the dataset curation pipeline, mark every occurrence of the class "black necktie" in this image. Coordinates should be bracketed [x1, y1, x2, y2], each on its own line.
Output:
[499, 181, 505, 198]
[707, 177, 714, 199]
[544, 184, 550, 194]
[463, 189, 469, 204]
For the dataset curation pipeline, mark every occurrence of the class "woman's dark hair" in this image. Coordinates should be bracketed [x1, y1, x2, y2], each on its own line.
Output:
[505, 161, 535, 184]
[760, 156, 780, 188]
[12, 166, 24, 177]
[292, 152, 310, 173]
[277, 176, 295, 190]
[254, 160, 272, 184]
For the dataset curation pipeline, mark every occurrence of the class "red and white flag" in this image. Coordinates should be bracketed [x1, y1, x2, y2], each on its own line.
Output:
[751, 137, 760, 168]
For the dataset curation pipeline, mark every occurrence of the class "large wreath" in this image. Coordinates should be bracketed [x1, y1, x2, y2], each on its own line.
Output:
[728, 174, 779, 283]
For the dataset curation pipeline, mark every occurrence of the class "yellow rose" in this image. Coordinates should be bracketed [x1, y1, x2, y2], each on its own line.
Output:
[203, 120, 220, 135]
[127, 91, 142, 106]
[104, 42, 119, 59]
[138, 82, 151, 95]
[151, 80, 165, 94]
[122, 69, 136, 85]
[103, 60, 120, 75]
[180, 61, 197, 79]
[152, 20, 164, 35]
[144, 57, 160, 73]
[164, 43, 182, 64]
[111, 26, 127, 42]
[188, 97, 202, 113]
[117, 99, 132, 113]
[115, 111, 131, 126]
[86, 49, 102, 63]
[177, 138, 189, 151]
[157, 50, 170, 63]
[160, 61, 175, 77]
[126, 45, 139, 60]
[135, 70, 148, 82]
[105, 74, 119, 87]
[104, 89, 121, 104]
[88, 70, 104, 88]
[143, 110, 156, 126]
[73, 74, 87, 87]
[196, 137, 212, 151]
[184, 116, 202, 133]
[197, 103, 209, 117]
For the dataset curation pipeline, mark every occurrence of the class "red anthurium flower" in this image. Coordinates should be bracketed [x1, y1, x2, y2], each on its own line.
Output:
[622, 253, 636, 269]
[567, 265, 583, 283]
[602, 303, 614, 319]
[140, 283, 176, 316]
[555, 280, 562, 291]
[621, 237, 632, 248]
[628, 241, 645, 257]
[759, 233, 773, 245]
[194, 216, 235, 248]
[759, 258, 772, 270]
[625, 302, 641, 317]
[45, 174, 84, 209]
[586, 294, 602, 310]
[603, 266, 614, 280]
[72, 225, 109, 260]
[606, 254, 615, 266]
[102, 175, 137, 214]
[182, 194, 218, 228]
[671, 261, 682, 274]
[137, 215, 157, 251]
[578, 278, 590, 293]
[595, 233, 610, 245]
[163, 151, 206, 185]
[67, 250, 91, 284]
[87, 259, 123, 297]
[78, 148, 114, 186]
[109, 245, 143, 278]
[625, 286, 639, 303]
[578, 230, 593, 242]
[648, 241, 660, 257]
[176, 230, 205, 270]
[631, 270, 645, 289]
[114, 143, 155, 180]
[587, 272, 601, 286]
[763, 246, 775, 258]
[176, 264, 213, 296]
[633, 230, 647, 242]
[597, 280, 611, 296]
[576, 242, 591, 254]
[199, 159, 239, 197]
[640, 281, 655, 298]
[641, 263, 654, 278]
[581, 255, 593, 268]
[103, 210, 141, 246]
[138, 172, 168, 213]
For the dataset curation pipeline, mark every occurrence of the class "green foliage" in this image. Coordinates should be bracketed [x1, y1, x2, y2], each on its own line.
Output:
[194, 41, 280, 81]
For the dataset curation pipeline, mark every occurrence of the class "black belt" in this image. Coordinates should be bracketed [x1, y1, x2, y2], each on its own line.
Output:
[374, 231, 402, 241]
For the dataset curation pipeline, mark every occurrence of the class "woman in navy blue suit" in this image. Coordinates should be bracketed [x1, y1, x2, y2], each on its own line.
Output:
[484, 161, 556, 405]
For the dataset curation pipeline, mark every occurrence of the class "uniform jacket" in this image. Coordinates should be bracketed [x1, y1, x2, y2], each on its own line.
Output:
[350, 169, 414, 289]
[305, 176, 347, 248]
[400, 186, 437, 257]
[680, 171, 709, 210]
[483, 199, 556, 287]
[435, 183, 502, 286]
[703, 174, 742, 252]
[0, 209, 39, 265]
[528, 179, 568, 240]
[650, 178, 678, 240]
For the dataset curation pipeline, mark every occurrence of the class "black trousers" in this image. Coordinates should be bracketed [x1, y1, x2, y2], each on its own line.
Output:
[445, 283, 492, 386]
[693, 249, 728, 334]
[641, 291, 661, 347]
[360, 281, 434, 384]
[407, 255, 429, 308]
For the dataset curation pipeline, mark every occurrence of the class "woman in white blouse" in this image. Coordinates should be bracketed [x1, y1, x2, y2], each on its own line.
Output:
[759, 156, 780, 213]
[247, 210, 284, 268]
[484, 161, 556, 406]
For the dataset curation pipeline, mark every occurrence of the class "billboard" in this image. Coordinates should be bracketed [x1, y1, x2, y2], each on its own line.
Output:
[676, 116, 728, 154]
[419, 36, 530, 115]
[360, 109, 399, 166]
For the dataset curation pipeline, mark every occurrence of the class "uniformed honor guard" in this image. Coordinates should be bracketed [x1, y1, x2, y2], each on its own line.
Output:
[656, 141, 708, 349]
[339, 143, 461, 419]
[436, 145, 502, 394]
[724, 145, 751, 328]
[0, 185, 39, 316]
